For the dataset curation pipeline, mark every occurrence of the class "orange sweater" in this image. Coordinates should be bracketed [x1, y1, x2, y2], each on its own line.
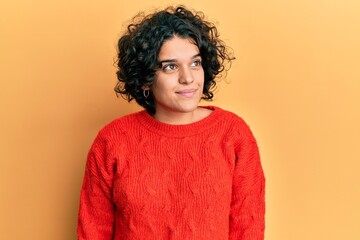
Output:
[78, 106, 265, 239]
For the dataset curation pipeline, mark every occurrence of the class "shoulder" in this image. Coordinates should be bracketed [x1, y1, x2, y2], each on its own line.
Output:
[209, 106, 252, 130]
[208, 106, 257, 142]
[93, 110, 145, 143]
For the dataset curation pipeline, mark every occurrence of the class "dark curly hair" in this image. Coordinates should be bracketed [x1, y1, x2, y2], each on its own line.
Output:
[115, 6, 234, 115]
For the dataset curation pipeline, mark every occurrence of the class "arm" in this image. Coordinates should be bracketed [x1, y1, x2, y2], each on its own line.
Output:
[77, 133, 116, 240]
[229, 124, 265, 240]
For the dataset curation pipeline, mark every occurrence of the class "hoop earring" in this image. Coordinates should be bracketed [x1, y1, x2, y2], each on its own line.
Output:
[143, 89, 150, 98]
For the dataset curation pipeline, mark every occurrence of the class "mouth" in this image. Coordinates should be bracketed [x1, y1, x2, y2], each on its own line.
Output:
[176, 89, 197, 97]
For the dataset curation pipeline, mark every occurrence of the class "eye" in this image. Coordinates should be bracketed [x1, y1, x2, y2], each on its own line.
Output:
[191, 59, 202, 67]
[163, 64, 178, 72]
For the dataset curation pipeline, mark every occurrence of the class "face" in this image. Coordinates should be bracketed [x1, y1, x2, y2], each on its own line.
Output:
[148, 36, 204, 117]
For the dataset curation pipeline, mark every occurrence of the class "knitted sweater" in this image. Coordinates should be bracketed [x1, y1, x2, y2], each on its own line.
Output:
[78, 106, 265, 240]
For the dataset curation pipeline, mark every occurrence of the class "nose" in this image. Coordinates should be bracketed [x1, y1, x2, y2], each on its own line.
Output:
[179, 66, 194, 84]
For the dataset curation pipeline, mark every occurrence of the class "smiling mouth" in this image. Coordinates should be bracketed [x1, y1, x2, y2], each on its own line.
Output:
[176, 89, 197, 97]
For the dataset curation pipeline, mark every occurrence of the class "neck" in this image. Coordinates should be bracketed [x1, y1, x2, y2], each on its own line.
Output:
[152, 106, 213, 125]
[153, 108, 199, 125]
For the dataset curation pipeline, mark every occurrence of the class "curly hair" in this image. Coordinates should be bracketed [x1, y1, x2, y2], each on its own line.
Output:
[115, 6, 234, 115]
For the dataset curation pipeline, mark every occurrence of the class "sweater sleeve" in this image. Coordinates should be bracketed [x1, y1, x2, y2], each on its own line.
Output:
[229, 122, 265, 240]
[77, 132, 117, 240]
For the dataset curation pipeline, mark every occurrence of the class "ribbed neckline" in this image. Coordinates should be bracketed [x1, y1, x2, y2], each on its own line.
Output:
[136, 106, 223, 138]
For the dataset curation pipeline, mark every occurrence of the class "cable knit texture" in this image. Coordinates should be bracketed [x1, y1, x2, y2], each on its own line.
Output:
[78, 106, 265, 240]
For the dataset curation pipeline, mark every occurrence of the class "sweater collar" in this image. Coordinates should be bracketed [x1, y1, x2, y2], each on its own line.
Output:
[136, 106, 223, 138]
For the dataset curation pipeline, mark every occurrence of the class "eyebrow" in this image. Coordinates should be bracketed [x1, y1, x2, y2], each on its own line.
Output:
[157, 53, 201, 65]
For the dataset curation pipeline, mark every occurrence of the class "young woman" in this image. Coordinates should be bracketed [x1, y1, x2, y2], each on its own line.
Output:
[78, 6, 265, 240]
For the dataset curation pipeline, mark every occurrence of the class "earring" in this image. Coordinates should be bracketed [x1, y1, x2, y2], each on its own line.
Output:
[143, 89, 150, 98]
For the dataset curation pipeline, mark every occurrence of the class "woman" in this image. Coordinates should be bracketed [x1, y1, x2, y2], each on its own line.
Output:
[78, 6, 265, 240]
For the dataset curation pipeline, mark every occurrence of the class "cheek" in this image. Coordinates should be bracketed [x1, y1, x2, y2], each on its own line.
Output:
[150, 78, 173, 99]
[196, 70, 205, 84]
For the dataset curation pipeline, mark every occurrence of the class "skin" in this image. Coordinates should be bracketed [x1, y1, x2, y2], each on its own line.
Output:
[145, 36, 212, 124]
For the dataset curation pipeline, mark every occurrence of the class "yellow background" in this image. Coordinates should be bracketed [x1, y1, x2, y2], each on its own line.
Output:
[1, 0, 359, 239]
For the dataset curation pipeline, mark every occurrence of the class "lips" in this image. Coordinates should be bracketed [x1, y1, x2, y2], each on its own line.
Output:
[176, 89, 197, 97]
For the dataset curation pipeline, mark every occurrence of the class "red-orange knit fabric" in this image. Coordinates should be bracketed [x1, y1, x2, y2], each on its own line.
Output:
[78, 106, 265, 240]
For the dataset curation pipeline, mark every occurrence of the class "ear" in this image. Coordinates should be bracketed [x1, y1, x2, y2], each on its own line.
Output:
[142, 85, 150, 90]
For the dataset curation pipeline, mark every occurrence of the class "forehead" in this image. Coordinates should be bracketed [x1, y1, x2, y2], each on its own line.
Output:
[158, 36, 200, 60]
